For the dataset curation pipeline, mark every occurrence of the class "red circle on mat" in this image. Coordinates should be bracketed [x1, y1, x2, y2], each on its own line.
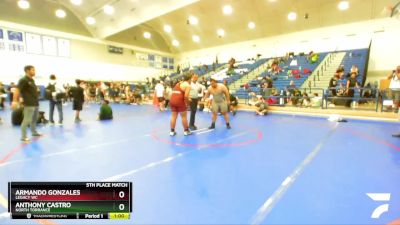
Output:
[151, 126, 263, 148]
[388, 219, 400, 225]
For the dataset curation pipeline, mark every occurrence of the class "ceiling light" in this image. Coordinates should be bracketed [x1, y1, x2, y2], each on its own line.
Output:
[18, 0, 30, 10]
[188, 16, 198, 25]
[143, 32, 151, 39]
[248, 21, 256, 29]
[288, 12, 297, 21]
[55, 9, 66, 18]
[86, 16, 96, 25]
[217, 29, 225, 37]
[268, 0, 277, 2]
[164, 25, 172, 33]
[70, 0, 82, 5]
[192, 35, 200, 43]
[338, 1, 349, 11]
[103, 5, 114, 15]
[223, 5, 233, 15]
[172, 40, 180, 46]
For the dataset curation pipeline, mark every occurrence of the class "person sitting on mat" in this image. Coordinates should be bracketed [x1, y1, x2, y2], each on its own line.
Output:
[255, 96, 268, 116]
[98, 100, 113, 121]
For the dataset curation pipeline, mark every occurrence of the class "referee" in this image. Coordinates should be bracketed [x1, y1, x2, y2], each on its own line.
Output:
[11, 65, 42, 142]
[189, 74, 203, 130]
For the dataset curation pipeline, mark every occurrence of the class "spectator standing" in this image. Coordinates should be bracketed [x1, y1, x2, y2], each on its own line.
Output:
[72, 79, 85, 122]
[189, 74, 203, 130]
[46, 74, 65, 125]
[155, 81, 165, 111]
[11, 65, 42, 142]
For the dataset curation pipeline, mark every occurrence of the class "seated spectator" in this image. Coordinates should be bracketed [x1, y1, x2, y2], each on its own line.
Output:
[301, 93, 311, 107]
[286, 80, 296, 96]
[291, 88, 302, 106]
[248, 92, 260, 106]
[255, 97, 268, 116]
[329, 73, 339, 96]
[311, 93, 323, 107]
[347, 65, 359, 78]
[350, 65, 359, 75]
[307, 51, 314, 62]
[98, 100, 113, 120]
[346, 72, 359, 107]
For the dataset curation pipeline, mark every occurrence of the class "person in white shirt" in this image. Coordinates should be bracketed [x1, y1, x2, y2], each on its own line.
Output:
[47, 74, 65, 125]
[164, 84, 172, 109]
[388, 66, 400, 111]
[155, 81, 165, 111]
[189, 74, 205, 130]
[389, 66, 400, 138]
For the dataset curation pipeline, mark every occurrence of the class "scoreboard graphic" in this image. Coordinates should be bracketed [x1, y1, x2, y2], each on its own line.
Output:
[8, 182, 132, 220]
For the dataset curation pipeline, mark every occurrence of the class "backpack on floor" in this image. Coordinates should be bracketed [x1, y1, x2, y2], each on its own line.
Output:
[11, 107, 24, 126]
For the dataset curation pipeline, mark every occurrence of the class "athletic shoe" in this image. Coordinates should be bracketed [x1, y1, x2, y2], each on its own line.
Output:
[32, 133, 43, 137]
[190, 126, 197, 131]
[226, 124, 231, 129]
[392, 133, 400, 138]
[170, 131, 177, 136]
[232, 111, 237, 116]
[75, 118, 81, 123]
[184, 131, 192, 136]
[209, 124, 215, 129]
[49, 122, 55, 125]
[21, 137, 30, 142]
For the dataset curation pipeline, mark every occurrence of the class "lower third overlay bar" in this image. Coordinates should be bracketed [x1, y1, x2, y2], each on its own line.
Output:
[11, 212, 130, 220]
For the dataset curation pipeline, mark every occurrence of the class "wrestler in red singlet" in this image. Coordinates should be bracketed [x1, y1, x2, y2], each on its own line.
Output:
[169, 74, 192, 136]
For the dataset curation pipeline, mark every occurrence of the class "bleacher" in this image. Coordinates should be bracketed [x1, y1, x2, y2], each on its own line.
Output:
[233, 53, 327, 99]
[232, 49, 369, 100]
[223, 58, 269, 85]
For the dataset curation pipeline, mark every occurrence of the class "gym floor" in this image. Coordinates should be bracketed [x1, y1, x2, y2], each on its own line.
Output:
[0, 103, 399, 225]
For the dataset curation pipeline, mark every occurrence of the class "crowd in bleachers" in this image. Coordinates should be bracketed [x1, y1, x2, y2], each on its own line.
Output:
[0, 47, 392, 128]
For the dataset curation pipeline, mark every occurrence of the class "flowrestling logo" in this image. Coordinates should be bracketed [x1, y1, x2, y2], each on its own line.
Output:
[366, 193, 391, 219]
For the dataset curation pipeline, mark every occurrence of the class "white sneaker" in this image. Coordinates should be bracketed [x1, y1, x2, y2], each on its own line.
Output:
[184, 131, 192, 136]
[170, 131, 177, 136]
[21, 137, 30, 142]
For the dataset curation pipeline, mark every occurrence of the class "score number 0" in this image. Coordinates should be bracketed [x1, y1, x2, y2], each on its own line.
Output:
[119, 191, 126, 211]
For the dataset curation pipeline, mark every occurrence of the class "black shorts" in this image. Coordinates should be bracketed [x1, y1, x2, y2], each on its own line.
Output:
[73, 101, 83, 111]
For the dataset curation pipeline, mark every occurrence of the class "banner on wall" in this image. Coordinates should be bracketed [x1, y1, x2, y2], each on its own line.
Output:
[42, 36, 57, 56]
[7, 30, 23, 42]
[6, 30, 24, 52]
[58, 38, 70, 57]
[25, 33, 42, 54]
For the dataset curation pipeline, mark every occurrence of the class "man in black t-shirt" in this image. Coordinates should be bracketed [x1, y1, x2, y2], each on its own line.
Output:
[72, 79, 85, 123]
[11, 65, 42, 142]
